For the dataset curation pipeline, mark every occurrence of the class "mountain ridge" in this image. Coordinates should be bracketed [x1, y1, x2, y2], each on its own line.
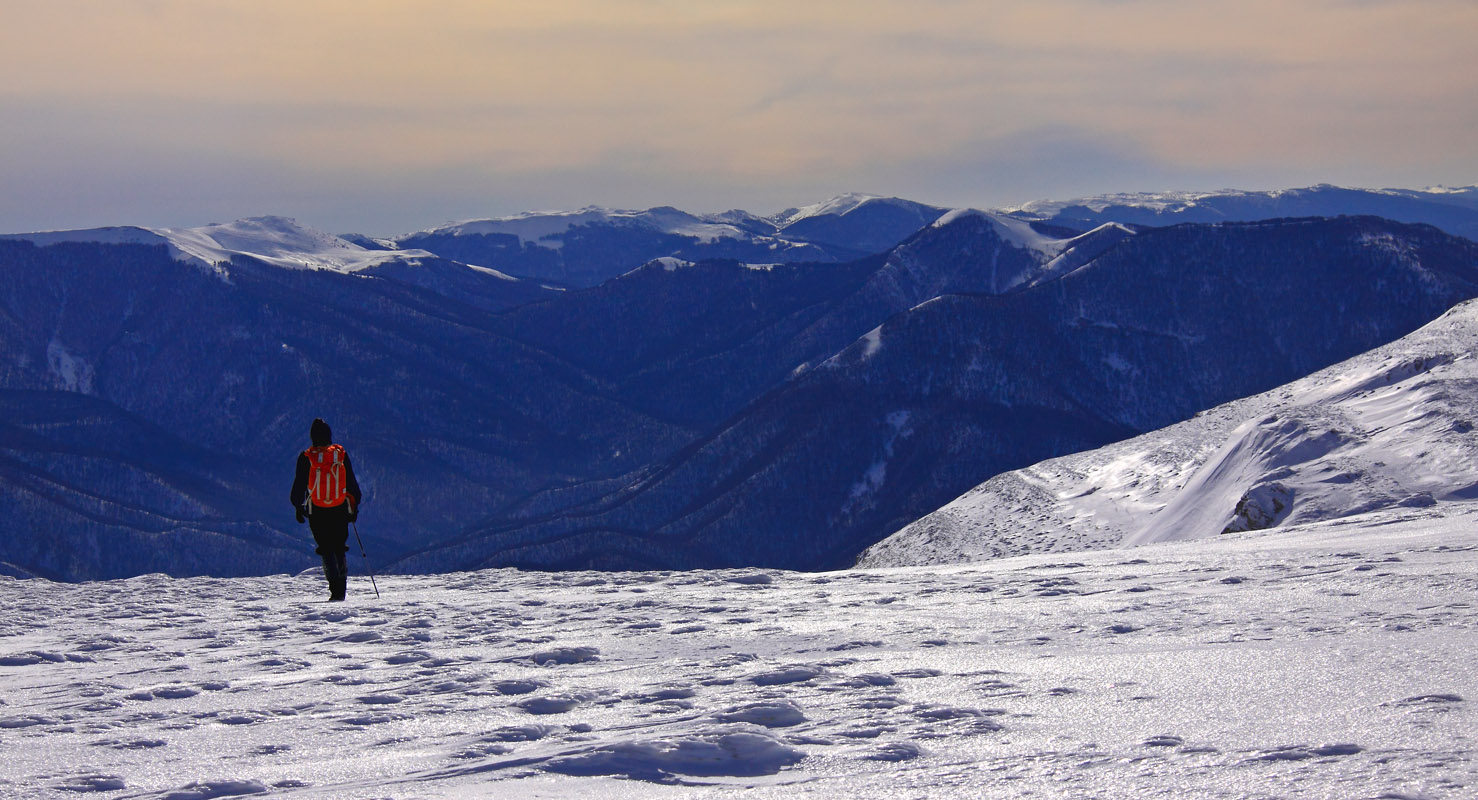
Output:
[6, 186, 1478, 581]
[392, 215, 1478, 574]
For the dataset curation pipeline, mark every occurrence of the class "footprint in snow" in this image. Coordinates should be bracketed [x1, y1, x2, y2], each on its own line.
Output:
[712, 700, 807, 728]
[492, 679, 545, 696]
[384, 650, 431, 665]
[450, 742, 514, 759]
[0, 714, 53, 729]
[517, 694, 586, 715]
[51, 774, 127, 792]
[837, 726, 891, 739]
[93, 738, 167, 750]
[481, 723, 558, 742]
[127, 685, 201, 701]
[912, 705, 1002, 723]
[1249, 743, 1362, 761]
[0, 650, 91, 666]
[1392, 693, 1463, 706]
[528, 646, 600, 666]
[827, 640, 883, 652]
[633, 686, 697, 703]
[977, 678, 1025, 697]
[339, 711, 409, 727]
[541, 730, 806, 781]
[300, 609, 355, 623]
[860, 741, 924, 762]
[726, 573, 775, 586]
[149, 778, 269, 799]
[838, 673, 896, 688]
[749, 665, 823, 686]
[215, 712, 269, 726]
[855, 696, 906, 710]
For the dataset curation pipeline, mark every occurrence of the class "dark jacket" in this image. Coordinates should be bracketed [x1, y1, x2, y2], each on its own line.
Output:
[290, 419, 363, 511]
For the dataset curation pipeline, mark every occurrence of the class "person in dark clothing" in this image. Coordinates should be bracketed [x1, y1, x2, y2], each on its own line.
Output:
[290, 418, 363, 601]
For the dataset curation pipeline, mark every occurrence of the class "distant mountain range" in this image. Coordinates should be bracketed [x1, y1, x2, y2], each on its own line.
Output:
[2, 184, 1477, 580]
[1003, 183, 1478, 241]
[389, 195, 949, 288]
[392, 214, 1478, 572]
[382, 185, 1478, 286]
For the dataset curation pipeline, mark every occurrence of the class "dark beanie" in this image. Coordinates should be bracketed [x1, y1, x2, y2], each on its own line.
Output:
[310, 418, 332, 447]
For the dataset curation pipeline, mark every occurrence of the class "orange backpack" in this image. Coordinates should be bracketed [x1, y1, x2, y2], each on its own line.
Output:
[304, 444, 349, 508]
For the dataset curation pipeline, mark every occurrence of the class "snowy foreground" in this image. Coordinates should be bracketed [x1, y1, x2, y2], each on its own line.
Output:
[3, 509, 1476, 799]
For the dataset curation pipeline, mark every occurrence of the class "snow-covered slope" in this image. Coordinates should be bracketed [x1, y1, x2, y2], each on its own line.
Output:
[769, 193, 933, 228]
[2, 508, 1474, 797]
[2, 217, 443, 274]
[860, 297, 1478, 567]
[157, 217, 441, 272]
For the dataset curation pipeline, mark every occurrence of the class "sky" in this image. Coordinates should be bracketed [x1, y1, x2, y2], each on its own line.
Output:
[2, 0, 1476, 236]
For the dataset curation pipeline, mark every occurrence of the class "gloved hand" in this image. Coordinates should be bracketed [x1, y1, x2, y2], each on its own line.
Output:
[346, 506, 358, 523]
[295, 507, 306, 524]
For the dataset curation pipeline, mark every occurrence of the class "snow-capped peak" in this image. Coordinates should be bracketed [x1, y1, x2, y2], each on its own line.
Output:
[769, 193, 947, 230]
[771, 193, 886, 227]
[4, 217, 437, 274]
[155, 216, 418, 272]
[930, 208, 1069, 256]
[404, 206, 757, 250]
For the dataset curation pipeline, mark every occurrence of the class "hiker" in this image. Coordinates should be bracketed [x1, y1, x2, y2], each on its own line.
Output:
[290, 418, 363, 601]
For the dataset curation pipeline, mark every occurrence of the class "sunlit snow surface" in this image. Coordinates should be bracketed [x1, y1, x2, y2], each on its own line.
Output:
[2, 509, 1474, 798]
[862, 298, 1478, 568]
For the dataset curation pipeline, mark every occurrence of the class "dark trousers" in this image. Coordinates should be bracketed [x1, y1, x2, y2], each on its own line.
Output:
[308, 504, 350, 599]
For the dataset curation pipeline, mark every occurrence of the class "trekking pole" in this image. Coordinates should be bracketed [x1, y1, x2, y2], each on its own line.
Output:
[350, 520, 381, 600]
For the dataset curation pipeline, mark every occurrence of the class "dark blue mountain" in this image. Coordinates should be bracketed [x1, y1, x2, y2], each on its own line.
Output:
[395, 197, 948, 288]
[0, 240, 690, 579]
[1009, 184, 1478, 241]
[391, 216, 1478, 573]
[8, 195, 1478, 582]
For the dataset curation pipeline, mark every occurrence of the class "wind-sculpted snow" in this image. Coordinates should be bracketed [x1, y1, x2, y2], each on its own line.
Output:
[863, 296, 1478, 567]
[1, 512, 1475, 797]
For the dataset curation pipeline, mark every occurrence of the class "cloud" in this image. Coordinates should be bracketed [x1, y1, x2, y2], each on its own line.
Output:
[0, 1, 1474, 232]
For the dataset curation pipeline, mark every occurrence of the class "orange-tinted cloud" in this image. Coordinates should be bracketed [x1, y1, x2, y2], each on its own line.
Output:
[1, 0, 1474, 231]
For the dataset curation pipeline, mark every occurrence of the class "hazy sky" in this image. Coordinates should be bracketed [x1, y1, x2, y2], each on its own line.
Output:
[2, 0, 1475, 235]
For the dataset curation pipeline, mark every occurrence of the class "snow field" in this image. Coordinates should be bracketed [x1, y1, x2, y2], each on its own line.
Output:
[0, 507, 1474, 798]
